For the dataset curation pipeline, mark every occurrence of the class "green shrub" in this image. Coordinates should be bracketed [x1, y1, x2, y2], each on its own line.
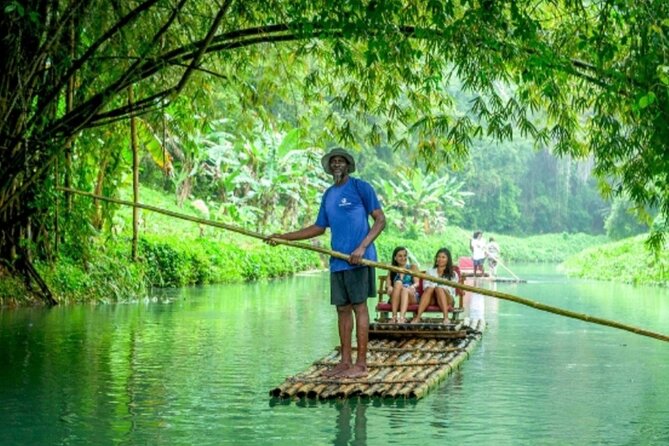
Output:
[137, 234, 321, 287]
[0, 271, 32, 306]
[561, 234, 669, 286]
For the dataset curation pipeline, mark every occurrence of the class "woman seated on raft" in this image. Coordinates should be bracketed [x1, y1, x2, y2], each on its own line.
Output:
[411, 247, 458, 325]
[386, 246, 420, 324]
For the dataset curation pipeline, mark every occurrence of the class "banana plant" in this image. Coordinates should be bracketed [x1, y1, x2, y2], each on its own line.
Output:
[197, 123, 327, 231]
[376, 172, 471, 234]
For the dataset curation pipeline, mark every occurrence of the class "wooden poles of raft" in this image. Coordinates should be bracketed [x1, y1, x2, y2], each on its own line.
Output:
[270, 332, 484, 400]
[58, 187, 669, 344]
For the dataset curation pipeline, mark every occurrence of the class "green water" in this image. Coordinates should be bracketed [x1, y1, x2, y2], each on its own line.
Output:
[1, 265, 668, 445]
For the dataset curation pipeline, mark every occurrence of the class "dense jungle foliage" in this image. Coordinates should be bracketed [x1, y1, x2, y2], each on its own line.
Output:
[0, 185, 612, 306]
[2, 1, 669, 304]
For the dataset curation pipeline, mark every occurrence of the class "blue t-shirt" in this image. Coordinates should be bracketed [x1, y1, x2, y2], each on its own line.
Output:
[315, 177, 381, 272]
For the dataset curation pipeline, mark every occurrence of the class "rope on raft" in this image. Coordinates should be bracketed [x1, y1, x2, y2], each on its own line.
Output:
[58, 187, 669, 344]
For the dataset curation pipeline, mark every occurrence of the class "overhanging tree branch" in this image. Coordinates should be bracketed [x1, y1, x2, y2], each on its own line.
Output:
[48, 17, 641, 139]
[171, 0, 234, 96]
[29, 0, 162, 128]
[42, 0, 190, 141]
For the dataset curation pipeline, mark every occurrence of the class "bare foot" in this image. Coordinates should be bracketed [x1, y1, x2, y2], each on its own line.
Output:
[389, 316, 397, 324]
[442, 318, 450, 324]
[410, 317, 421, 324]
[338, 364, 368, 379]
[321, 362, 351, 377]
[398, 316, 407, 324]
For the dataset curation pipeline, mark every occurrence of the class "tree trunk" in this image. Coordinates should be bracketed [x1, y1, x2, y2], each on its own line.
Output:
[92, 157, 109, 230]
[64, 17, 75, 213]
[176, 163, 193, 208]
[129, 86, 140, 261]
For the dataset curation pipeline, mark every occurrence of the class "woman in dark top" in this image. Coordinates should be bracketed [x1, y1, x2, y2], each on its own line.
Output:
[386, 246, 419, 323]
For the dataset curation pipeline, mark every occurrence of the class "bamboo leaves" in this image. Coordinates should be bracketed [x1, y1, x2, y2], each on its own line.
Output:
[4, 0, 669, 273]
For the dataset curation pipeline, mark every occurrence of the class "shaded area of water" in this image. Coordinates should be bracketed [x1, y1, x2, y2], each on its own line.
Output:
[1, 266, 668, 445]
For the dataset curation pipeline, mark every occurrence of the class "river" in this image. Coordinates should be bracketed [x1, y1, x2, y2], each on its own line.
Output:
[1, 264, 667, 445]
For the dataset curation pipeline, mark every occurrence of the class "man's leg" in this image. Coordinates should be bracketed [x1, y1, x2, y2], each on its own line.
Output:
[322, 304, 353, 377]
[338, 302, 369, 378]
[338, 304, 354, 364]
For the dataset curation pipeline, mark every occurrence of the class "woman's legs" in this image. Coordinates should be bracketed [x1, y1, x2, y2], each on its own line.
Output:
[389, 281, 402, 322]
[398, 288, 418, 323]
[434, 288, 454, 324]
[411, 287, 435, 323]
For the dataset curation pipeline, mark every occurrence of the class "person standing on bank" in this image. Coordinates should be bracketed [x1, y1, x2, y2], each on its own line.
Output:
[265, 147, 385, 379]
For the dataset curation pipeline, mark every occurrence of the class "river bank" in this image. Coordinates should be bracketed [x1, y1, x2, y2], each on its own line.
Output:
[561, 234, 669, 287]
[0, 186, 628, 307]
[0, 230, 607, 307]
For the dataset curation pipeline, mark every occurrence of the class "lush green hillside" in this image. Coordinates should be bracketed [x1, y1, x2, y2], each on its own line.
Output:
[376, 229, 606, 268]
[561, 235, 669, 287]
[1, 186, 610, 306]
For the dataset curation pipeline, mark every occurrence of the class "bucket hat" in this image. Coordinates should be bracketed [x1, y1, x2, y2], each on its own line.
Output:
[321, 147, 356, 174]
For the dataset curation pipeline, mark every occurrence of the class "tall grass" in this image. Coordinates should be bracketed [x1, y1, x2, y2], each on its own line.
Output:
[561, 235, 669, 286]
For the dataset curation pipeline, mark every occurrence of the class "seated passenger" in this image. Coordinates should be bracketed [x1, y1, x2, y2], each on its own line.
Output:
[411, 247, 458, 324]
[386, 246, 419, 323]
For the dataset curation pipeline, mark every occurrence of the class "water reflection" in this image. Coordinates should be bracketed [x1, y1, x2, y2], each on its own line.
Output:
[462, 277, 493, 322]
[333, 400, 367, 446]
[464, 278, 504, 326]
[2, 268, 669, 445]
[466, 291, 486, 321]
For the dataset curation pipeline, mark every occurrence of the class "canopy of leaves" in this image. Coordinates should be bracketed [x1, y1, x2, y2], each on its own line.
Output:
[1, 0, 668, 266]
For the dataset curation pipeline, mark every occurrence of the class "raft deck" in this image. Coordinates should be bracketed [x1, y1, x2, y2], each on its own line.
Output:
[270, 318, 485, 400]
[481, 276, 527, 283]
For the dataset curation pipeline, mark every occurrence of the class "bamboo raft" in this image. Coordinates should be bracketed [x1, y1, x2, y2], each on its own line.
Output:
[480, 277, 528, 284]
[270, 318, 485, 400]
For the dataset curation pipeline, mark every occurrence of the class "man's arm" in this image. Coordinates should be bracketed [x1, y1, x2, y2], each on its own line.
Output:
[349, 208, 386, 264]
[265, 224, 325, 245]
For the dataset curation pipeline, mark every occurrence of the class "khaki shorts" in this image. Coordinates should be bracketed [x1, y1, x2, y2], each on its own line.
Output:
[330, 266, 376, 306]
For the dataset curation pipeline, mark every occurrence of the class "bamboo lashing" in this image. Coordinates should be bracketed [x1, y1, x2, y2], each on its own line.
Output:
[58, 187, 669, 344]
[270, 327, 483, 400]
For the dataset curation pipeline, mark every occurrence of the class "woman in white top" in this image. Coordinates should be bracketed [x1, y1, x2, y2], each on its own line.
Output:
[411, 247, 459, 324]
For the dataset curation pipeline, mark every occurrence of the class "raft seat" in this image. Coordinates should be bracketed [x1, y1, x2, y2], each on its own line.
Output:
[375, 267, 465, 321]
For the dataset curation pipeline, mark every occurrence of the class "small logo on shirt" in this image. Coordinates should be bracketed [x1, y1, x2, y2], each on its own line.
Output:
[339, 197, 352, 207]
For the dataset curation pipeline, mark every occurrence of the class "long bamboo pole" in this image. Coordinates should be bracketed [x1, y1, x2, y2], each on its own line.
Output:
[58, 187, 669, 343]
[496, 258, 521, 281]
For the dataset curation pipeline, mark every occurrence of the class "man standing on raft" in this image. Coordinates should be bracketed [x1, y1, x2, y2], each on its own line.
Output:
[266, 147, 385, 378]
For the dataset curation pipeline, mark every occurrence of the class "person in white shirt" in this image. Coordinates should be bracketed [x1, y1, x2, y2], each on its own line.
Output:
[470, 231, 486, 277]
[486, 237, 501, 277]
